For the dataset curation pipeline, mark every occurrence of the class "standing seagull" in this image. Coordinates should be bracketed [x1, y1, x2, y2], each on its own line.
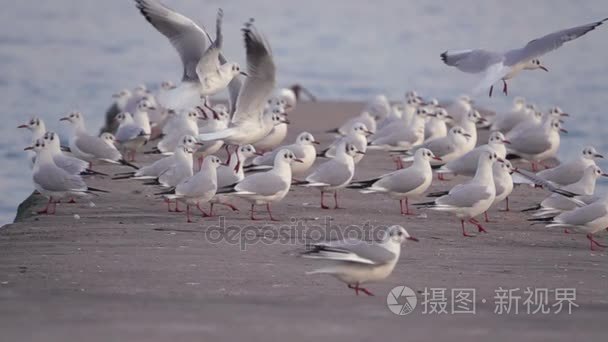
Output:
[415, 151, 500, 237]
[302, 225, 418, 296]
[441, 18, 608, 96]
[348, 148, 440, 215]
[135, 1, 244, 110]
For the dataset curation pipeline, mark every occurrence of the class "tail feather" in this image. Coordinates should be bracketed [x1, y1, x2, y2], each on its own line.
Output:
[87, 186, 110, 193]
[119, 159, 139, 170]
[347, 178, 380, 189]
[413, 200, 437, 207]
[81, 169, 109, 176]
[427, 190, 449, 198]
[521, 204, 541, 212]
[154, 187, 176, 196]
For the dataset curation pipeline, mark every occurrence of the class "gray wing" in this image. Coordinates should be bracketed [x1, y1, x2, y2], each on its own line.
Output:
[34, 165, 87, 192]
[232, 21, 276, 124]
[437, 184, 492, 208]
[75, 135, 122, 161]
[505, 18, 608, 66]
[135, 0, 208, 82]
[377, 168, 426, 193]
[508, 131, 551, 155]
[440, 49, 504, 73]
[196, 9, 223, 77]
[423, 137, 455, 157]
[116, 124, 146, 143]
[307, 239, 396, 265]
[557, 201, 608, 226]
[306, 160, 351, 186]
[514, 169, 581, 199]
[54, 155, 88, 175]
[236, 172, 288, 196]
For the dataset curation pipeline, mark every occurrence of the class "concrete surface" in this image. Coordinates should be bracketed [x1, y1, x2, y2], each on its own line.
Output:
[1, 102, 607, 341]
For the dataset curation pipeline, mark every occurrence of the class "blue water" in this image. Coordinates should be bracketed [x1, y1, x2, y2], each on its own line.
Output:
[1, 0, 608, 224]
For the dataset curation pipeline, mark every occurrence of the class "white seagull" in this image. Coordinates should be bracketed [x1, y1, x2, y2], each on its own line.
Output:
[441, 18, 608, 96]
[302, 225, 418, 296]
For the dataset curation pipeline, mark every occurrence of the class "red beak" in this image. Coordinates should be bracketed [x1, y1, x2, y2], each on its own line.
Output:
[406, 236, 419, 242]
[432, 156, 442, 161]
[312, 140, 321, 145]
[17, 124, 28, 128]
[294, 158, 304, 163]
[502, 140, 511, 144]
[560, 128, 568, 134]
[24, 146, 33, 151]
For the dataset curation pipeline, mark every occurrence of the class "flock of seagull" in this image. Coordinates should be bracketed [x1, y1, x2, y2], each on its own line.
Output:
[17, 0, 608, 295]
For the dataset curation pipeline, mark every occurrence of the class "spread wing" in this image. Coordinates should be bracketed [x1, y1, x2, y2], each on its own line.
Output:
[196, 9, 223, 78]
[440, 49, 504, 73]
[231, 20, 276, 125]
[505, 18, 608, 66]
[135, 0, 208, 82]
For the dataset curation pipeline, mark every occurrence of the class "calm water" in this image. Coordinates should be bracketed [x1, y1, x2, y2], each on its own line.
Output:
[1, 0, 608, 224]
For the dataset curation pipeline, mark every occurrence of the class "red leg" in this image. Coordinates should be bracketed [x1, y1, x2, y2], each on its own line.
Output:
[37, 197, 53, 214]
[267, 203, 279, 221]
[320, 191, 329, 209]
[484, 211, 490, 223]
[587, 234, 607, 250]
[469, 218, 488, 233]
[250, 203, 259, 220]
[196, 203, 210, 217]
[461, 219, 475, 237]
[174, 201, 183, 212]
[502, 79, 508, 95]
[564, 228, 571, 234]
[489, 85, 494, 97]
[165, 198, 174, 212]
[224, 145, 232, 165]
[399, 199, 404, 215]
[359, 287, 375, 296]
[334, 191, 343, 209]
[505, 197, 510, 211]
[437, 173, 445, 181]
[68, 198, 76, 204]
[347, 284, 359, 296]
[531, 162, 538, 172]
[198, 156, 204, 170]
[209, 203, 214, 217]
[186, 204, 193, 223]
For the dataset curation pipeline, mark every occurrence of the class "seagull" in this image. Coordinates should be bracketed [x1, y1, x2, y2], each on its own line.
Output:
[135, 1, 245, 109]
[488, 159, 515, 219]
[156, 109, 203, 154]
[441, 18, 608, 96]
[424, 108, 452, 142]
[216, 149, 301, 221]
[210, 144, 260, 215]
[368, 108, 427, 152]
[42, 132, 106, 177]
[197, 20, 277, 147]
[327, 111, 377, 137]
[253, 106, 290, 153]
[113, 135, 203, 180]
[302, 225, 418, 296]
[319, 122, 370, 164]
[442, 95, 473, 124]
[246, 132, 319, 177]
[455, 109, 485, 151]
[60, 111, 138, 169]
[437, 131, 510, 177]
[195, 104, 230, 167]
[25, 139, 108, 214]
[490, 97, 528, 133]
[298, 143, 363, 209]
[506, 106, 569, 140]
[532, 146, 604, 186]
[524, 165, 606, 218]
[529, 196, 608, 251]
[159, 155, 222, 222]
[18, 117, 46, 143]
[403, 126, 472, 173]
[114, 112, 150, 161]
[415, 151, 500, 237]
[348, 148, 440, 215]
[506, 118, 566, 171]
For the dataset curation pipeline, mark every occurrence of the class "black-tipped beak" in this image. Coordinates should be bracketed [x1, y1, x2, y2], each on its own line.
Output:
[602, 173, 608, 177]
[558, 119, 565, 124]
[406, 236, 419, 242]
[540, 65, 549, 72]
[312, 140, 321, 145]
[281, 118, 290, 124]
[356, 151, 366, 155]
[560, 128, 568, 134]
[502, 139, 511, 144]
[148, 106, 157, 110]
[17, 124, 28, 128]
[59, 117, 70, 121]
[195, 142, 205, 146]
[294, 158, 304, 163]
[497, 158, 505, 163]
[445, 114, 454, 120]
[24, 146, 33, 151]
[240, 71, 249, 76]
[432, 156, 442, 161]
[560, 112, 569, 117]
[594, 153, 604, 159]
[364, 130, 374, 135]
[254, 152, 264, 156]
[478, 116, 488, 123]
[463, 133, 472, 138]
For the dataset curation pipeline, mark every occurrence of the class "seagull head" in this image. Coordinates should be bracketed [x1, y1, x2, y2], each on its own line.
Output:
[416, 148, 442, 162]
[18, 117, 44, 132]
[385, 225, 419, 243]
[527, 59, 548, 72]
[582, 146, 603, 160]
[489, 131, 510, 145]
[297, 132, 319, 146]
